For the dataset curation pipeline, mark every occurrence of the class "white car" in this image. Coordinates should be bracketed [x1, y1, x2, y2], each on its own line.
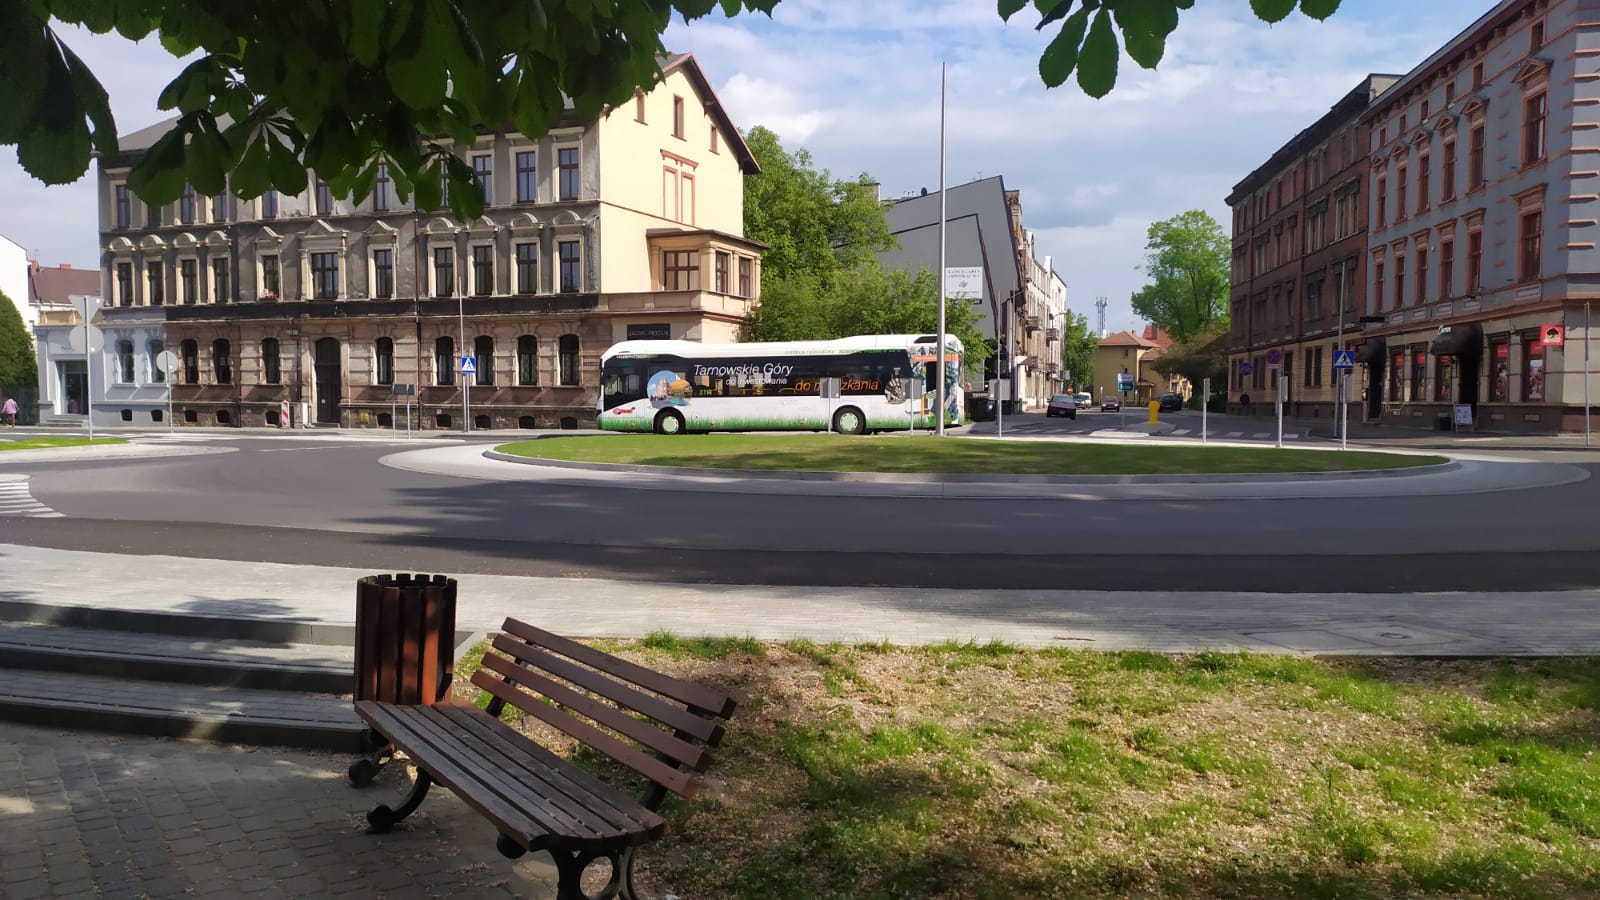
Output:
[1074, 392, 1093, 409]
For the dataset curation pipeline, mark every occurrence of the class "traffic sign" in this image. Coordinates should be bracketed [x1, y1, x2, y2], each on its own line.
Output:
[1332, 349, 1355, 371]
[459, 356, 477, 374]
[1266, 348, 1283, 369]
[1541, 324, 1565, 347]
[1238, 361, 1253, 377]
[1116, 373, 1134, 391]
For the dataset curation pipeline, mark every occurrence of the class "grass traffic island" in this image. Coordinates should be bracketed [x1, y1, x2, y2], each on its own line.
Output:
[495, 434, 1444, 476]
[456, 637, 1600, 899]
[0, 436, 127, 452]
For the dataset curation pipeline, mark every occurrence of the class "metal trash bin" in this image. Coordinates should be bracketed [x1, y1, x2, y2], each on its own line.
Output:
[1436, 414, 1451, 432]
[968, 396, 996, 422]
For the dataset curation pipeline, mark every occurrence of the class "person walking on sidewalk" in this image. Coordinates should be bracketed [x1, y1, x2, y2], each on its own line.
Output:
[1, 396, 17, 427]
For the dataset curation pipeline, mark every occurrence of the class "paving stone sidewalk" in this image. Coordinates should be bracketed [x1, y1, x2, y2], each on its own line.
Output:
[0, 721, 563, 899]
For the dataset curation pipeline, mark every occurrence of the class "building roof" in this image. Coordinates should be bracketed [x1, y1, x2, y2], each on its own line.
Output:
[27, 262, 100, 306]
[1364, 0, 1528, 120]
[1225, 74, 1400, 204]
[1099, 330, 1159, 349]
[1140, 325, 1175, 348]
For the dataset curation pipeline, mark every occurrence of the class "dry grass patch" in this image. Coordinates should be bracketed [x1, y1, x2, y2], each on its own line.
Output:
[452, 641, 1600, 899]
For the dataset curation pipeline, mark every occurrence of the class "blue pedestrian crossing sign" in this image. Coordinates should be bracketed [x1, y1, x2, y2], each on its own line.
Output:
[1332, 349, 1355, 371]
[459, 356, 477, 374]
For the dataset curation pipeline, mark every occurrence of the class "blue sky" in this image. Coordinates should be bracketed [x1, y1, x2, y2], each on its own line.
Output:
[4, 0, 1488, 334]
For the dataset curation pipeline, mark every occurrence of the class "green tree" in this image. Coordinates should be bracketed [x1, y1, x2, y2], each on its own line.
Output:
[1130, 209, 1230, 344]
[5, 1, 1342, 213]
[1148, 326, 1229, 401]
[1059, 310, 1097, 391]
[0, 293, 39, 386]
[742, 126, 892, 283]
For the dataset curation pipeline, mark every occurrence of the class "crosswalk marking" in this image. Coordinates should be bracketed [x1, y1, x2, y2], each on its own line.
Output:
[0, 478, 63, 518]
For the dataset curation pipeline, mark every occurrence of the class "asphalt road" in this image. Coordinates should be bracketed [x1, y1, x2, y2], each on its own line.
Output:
[3, 425, 1598, 592]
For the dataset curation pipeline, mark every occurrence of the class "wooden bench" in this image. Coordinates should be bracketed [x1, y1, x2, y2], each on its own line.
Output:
[354, 618, 738, 900]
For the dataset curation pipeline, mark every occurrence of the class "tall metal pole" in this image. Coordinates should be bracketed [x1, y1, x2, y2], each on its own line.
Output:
[459, 291, 470, 433]
[935, 62, 947, 437]
[82, 305, 94, 440]
[996, 298, 1005, 437]
[1337, 257, 1347, 450]
[1586, 300, 1592, 447]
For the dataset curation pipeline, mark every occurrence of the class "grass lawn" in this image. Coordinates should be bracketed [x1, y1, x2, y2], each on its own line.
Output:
[495, 434, 1444, 475]
[453, 639, 1600, 900]
[0, 436, 127, 451]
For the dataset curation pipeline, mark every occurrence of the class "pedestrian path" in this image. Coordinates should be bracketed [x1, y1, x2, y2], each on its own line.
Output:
[0, 476, 62, 517]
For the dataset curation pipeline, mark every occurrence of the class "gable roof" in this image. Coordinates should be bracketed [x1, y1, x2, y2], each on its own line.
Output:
[27, 262, 101, 306]
[1099, 330, 1159, 349]
[658, 53, 761, 176]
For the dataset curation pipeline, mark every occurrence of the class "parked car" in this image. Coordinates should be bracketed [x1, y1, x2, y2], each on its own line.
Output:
[1100, 396, 1122, 412]
[1157, 391, 1182, 412]
[1074, 391, 1094, 410]
[1046, 394, 1078, 419]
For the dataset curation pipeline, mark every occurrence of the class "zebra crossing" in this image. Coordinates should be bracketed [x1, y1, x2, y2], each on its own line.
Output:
[0, 477, 63, 518]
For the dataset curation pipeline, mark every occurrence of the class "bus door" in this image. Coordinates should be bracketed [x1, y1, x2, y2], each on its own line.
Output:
[820, 377, 841, 427]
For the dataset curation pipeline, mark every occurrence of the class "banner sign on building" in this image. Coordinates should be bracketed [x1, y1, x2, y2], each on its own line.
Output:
[943, 267, 985, 300]
[627, 323, 672, 341]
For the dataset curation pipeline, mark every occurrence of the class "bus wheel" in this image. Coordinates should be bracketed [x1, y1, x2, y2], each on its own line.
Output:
[654, 410, 686, 435]
[832, 406, 866, 435]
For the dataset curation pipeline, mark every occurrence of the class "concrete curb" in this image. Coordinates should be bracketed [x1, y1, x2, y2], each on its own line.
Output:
[482, 448, 1461, 485]
[0, 443, 235, 464]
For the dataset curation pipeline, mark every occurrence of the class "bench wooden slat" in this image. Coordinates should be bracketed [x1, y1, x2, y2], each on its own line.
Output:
[433, 703, 664, 841]
[500, 618, 737, 719]
[483, 640, 714, 771]
[471, 670, 700, 800]
[356, 701, 546, 846]
[490, 633, 726, 745]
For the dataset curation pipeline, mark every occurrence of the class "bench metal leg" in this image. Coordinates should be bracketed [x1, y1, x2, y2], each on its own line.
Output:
[549, 849, 624, 900]
[365, 770, 433, 833]
[348, 733, 393, 787]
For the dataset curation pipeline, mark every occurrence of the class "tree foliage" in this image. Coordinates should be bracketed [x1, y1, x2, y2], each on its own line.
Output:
[742, 126, 892, 283]
[7, 1, 1341, 213]
[1058, 310, 1097, 391]
[1148, 325, 1229, 397]
[0, 293, 39, 386]
[1130, 209, 1230, 345]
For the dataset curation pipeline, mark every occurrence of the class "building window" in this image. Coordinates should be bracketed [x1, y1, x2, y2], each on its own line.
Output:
[1490, 339, 1510, 401]
[310, 251, 340, 300]
[1532, 19, 1545, 50]
[1468, 124, 1485, 190]
[115, 340, 135, 383]
[517, 335, 538, 385]
[115, 185, 130, 229]
[1389, 351, 1405, 401]
[211, 258, 228, 303]
[714, 251, 729, 293]
[373, 248, 394, 299]
[212, 190, 232, 223]
[1396, 165, 1407, 219]
[1441, 139, 1456, 201]
[672, 96, 685, 139]
[1417, 154, 1430, 212]
[558, 334, 580, 386]
[1473, 62, 1484, 89]
[116, 263, 133, 307]
[1374, 259, 1385, 311]
[178, 259, 196, 304]
[180, 185, 196, 225]
[711, 126, 719, 154]
[1519, 210, 1542, 282]
[472, 244, 494, 296]
[149, 340, 166, 383]
[1393, 252, 1405, 307]
[315, 179, 332, 216]
[1440, 239, 1455, 298]
[212, 338, 232, 384]
[1467, 231, 1483, 292]
[516, 151, 537, 203]
[374, 165, 391, 212]
[473, 154, 492, 203]
[146, 200, 161, 228]
[738, 257, 752, 297]
[472, 335, 494, 385]
[1376, 176, 1387, 227]
[634, 90, 646, 123]
[1524, 338, 1545, 400]
[375, 337, 394, 385]
[515, 242, 538, 294]
[433, 246, 454, 297]
[1435, 355, 1455, 402]
[558, 148, 579, 201]
[434, 336, 455, 386]
[261, 254, 280, 298]
[1310, 346, 1322, 388]
[261, 337, 281, 384]
[559, 240, 580, 292]
[1524, 93, 1548, 165]
[1416, 245, 1428, 304]
[663, 250, 698, 291]
[261, 189, 278, 219]
[181, 339, 199, 384]
[1411, 350, 1427, 401]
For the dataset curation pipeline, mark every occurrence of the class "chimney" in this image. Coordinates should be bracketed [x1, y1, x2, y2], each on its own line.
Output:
[60, 263, 72, 269]
[863, 180, 880, 203]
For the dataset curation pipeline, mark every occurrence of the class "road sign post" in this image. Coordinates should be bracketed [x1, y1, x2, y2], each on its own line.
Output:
[1117, 372, 1133, 429]
[1201, 376, 1209, 444]
[459, 356, 476, 433]
[155, 349, 180, 432]
[1332, 349, 1355, 451]
[1276, 374, 1286, 449]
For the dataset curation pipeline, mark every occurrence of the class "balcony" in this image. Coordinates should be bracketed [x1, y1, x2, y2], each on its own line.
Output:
[1045, 326, 1060, 342]
[1024, 314, 1042, 332]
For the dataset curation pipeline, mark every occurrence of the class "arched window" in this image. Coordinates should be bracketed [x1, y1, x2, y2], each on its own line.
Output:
[181, 339, 199, 384]
[474, 335, 494, 385]
[261, 338, 281, 384]
[434, 336, 455, 386]
[558, 334, 580, 386]
[212, 338, 232, 384]
[375, 337, 394, 386]
[516, 335, 538, 385]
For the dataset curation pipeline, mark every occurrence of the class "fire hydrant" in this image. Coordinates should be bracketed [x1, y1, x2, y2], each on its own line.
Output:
[1148, 401, 1159, 425]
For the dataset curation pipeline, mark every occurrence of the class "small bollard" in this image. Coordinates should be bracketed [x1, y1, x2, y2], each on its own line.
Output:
[1148, 401, 1159, 425]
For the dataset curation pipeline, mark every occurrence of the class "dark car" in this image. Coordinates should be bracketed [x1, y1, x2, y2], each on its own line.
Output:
[1100, 396, 1122, 412]
[1046, 394, 1078, 419]
[1157, 391, 1182, 412]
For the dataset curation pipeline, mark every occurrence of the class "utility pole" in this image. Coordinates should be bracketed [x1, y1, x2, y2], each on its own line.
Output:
[935, 62, 948, 437]
[1337, 257, 1348, 450]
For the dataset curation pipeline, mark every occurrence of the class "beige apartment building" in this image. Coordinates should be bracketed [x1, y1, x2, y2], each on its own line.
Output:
[93, 53, 763, 429]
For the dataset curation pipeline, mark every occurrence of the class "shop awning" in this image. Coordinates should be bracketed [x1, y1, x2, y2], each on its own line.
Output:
[1352, 338, 1386, 365]
[1429, 323, 1483, 357]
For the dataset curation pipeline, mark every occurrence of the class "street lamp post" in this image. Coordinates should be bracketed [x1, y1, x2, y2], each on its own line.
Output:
[1337, 257, 1348, 451]
[935, 62, 947, 437]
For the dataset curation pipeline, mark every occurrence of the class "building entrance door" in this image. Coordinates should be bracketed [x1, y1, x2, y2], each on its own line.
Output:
[315, 338, 341, 424]
[57, 361, 87, 415]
